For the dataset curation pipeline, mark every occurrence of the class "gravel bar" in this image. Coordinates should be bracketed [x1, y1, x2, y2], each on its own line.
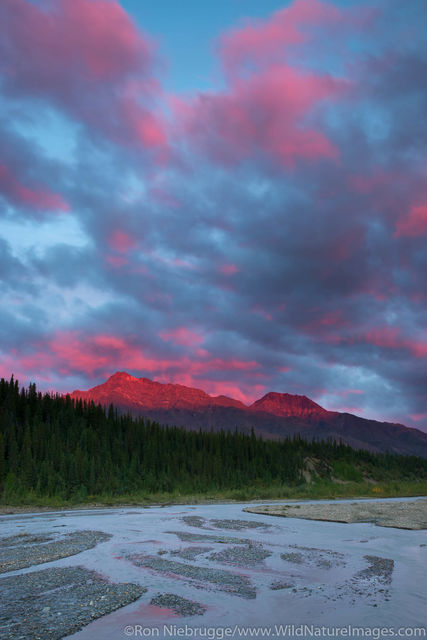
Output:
[166, 531, 252, 545]
[270, 581, 295, 590]
[355, 555, 394, 584]
[170, 546, 214, 560]
[0, 530, 112, 573]
[209, 544, 271, 568]
[150, 593, 206, 616]
[0, 566, 145, 640]
[281, 545, 346, 569]
[182, 516, 272, 531]
[126, 553, 256, 599]
[244, 499, 427, 529]
[210, 518, 272, 531]
[331, 554, 395, 606]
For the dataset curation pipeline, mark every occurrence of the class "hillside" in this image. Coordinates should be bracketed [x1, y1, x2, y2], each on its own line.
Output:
[1, 377, 427, 506]
[70, 372, 427, 458]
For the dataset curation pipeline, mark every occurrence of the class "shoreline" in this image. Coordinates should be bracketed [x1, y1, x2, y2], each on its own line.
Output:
[2, 503, 423, 637]
[1, 494, 426, 517]
[244, 499, 427, 530]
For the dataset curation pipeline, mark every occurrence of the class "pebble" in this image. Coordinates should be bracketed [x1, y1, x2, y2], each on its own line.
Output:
[150, 593, 206, 616]
[209, 544, 271, 568]
[0, 530, 112, 574]
[167, 531, 252, 545]
[126, 553, 256, 599]
[0, 566, 145, 640]
[181, 516, 272, 531]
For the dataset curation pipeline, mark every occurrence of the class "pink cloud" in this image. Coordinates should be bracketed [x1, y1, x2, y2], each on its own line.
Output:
[363, 327, 427, 358]
[119, 79, 167, 149]
[0, 162, 69, 212]
[194, 358, 259, 373]
[219, 0, 342, 79]
[301, 310, 350, 344]
[252, 305, 273, 321]
[0, 353, 54, 386]
[159, 327, 205, 348]
[349, 171, 425, 243]
[364, 327, 403, 349]
[219, 263, 239, 276]
[2, 340, 262, 403]
[30, 333, 180, 378]
[156, 373, 264, 405]
[106, 255, 129, 268]
[5, 333, 261, 393]
[193, 380, 265, 405]
[318, 310, 344, 327]
[171, 0, 375, 169]
[410, 342, 427, 358]
[108, 230, 137, 253]
[0, 0, 166, 151]
[349, 170, 393, 195]
[331, 405, 364, 416]
[175, 63, 344, 168]
[395, 204, 427, 237]
[327, 389, 364, 399]
[410, 413, 427, 423]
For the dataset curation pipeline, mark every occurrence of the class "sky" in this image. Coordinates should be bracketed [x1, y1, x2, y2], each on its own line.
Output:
[1, 0, 427, 430]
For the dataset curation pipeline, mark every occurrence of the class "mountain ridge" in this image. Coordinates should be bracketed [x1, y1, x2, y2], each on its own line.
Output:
[71, 371, 333, 417]
[69, 371, 427, 457]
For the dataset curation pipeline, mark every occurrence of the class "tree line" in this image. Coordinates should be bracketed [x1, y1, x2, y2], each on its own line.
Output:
[1, 376, 426, 502]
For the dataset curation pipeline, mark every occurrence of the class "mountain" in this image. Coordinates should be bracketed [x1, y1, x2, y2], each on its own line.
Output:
[250, 391, 334, 421]
[70, 372, 427, 457]
[70, 371, 246, 411]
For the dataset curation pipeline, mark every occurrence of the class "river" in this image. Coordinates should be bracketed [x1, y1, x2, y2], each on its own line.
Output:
[1, 498, 426, 639]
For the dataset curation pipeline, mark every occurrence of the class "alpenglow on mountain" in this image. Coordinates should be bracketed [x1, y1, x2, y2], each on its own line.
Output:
[70, 372, 427, 457]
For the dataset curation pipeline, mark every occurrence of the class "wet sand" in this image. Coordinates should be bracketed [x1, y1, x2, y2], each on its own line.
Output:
[244, 499, 427, 529]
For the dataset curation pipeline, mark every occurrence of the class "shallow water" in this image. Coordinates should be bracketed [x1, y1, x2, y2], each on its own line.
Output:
[1, 498, 426, 639]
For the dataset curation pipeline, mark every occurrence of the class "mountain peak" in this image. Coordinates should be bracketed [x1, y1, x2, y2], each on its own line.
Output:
[108, 371, 138, 382]
[71, 374, 331, 419]
[250, 391, 331, 419]
[71, 372, 246, 411]
[67, 371, 427, 457]
[68, 373, 427, 457]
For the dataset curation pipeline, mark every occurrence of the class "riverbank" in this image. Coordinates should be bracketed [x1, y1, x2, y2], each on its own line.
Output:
[1, 499, 426, 639]
[244, 499, 427, 530]
[1, 479, 427, 515]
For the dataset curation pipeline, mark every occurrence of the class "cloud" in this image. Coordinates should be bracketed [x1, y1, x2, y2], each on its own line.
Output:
[174, 64, 345, 167]
[0, 238, 32, 294]
[0, 161, 69, 212]
[219, 263, 239, 276]
[0, 330, 261, 399]
[159, 327, 205, 348]
[1, 0, 427, 432]
[0, 124, 72, 219]
[0, 0, 167, 151]
[219, 0, 343, 79]
[395, 204, 427, 237]
[108, 230, 137, 253]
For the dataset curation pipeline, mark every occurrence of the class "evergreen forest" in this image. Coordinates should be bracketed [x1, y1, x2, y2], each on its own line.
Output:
[1, 377, 426, 505]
